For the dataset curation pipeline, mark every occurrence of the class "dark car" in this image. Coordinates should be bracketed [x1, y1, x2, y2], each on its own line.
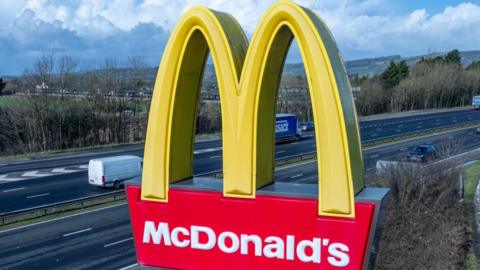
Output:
[406, 144, 437, 162]
[299, 121, 314, 131]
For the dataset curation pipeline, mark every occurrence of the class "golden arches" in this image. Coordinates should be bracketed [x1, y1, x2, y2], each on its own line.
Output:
[141, 1, 364, 218]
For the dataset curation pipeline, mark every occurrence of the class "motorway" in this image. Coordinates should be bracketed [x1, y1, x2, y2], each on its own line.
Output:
[0, 204, 135, 270]
[1, 107, 479, 174]
[1, 108, 480, 213]
[2, 109, 480, 268]
[1, 122, 478, 270]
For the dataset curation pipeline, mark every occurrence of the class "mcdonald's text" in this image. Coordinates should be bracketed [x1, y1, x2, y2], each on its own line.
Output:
[143, 221, 350, 267]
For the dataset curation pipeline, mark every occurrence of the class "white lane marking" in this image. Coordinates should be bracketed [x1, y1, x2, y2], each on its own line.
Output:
[290, 173, 303, 179]
[62, 227, 92, 237]
[104, 237, 133, 248]
[26, 193, 50, 199]
[209, 155, 221, 159]
[275, 160, 316, 172]
[22, 170, 52, 178]
[3, 187, 26, 193]
[52, 168, 81, 173]
[395, 129, 401, 132]
[276, 150, 285, 154]
[0, 203, 126, 235]
[311, 144, 316, 147]
[118, 263, 138, 270]
[0, 175, 24, 181]
[375, 128, 382, 131]
[400, 147, 408, 151]
[370, 154, 380, 159]
[194, 147, 222, 154]
[78, 165, 88, 169]
[371, 133, 378, 136]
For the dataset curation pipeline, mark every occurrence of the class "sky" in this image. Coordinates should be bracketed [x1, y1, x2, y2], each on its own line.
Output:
[1, 0, 480, 75]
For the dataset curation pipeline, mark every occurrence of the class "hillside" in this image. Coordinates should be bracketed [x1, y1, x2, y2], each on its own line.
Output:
[281, 50, 480, 77]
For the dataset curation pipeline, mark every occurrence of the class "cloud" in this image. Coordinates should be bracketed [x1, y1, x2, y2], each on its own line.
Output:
[1, 1, 480, 75]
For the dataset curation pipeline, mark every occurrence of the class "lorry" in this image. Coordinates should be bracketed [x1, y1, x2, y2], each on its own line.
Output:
[275, 114, 302, 143]
[88, 155, 143, 190]
[473, 95, 480, 109]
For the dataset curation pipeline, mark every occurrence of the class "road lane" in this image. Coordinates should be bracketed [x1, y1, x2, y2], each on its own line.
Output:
[0, 204, 135, 270]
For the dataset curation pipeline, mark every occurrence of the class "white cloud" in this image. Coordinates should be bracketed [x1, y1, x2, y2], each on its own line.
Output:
[1, 0, 480, 74]
[0, 0, 27, 27]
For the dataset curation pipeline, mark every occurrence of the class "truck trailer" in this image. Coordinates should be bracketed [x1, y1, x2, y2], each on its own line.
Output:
[275, 114, 302, 143]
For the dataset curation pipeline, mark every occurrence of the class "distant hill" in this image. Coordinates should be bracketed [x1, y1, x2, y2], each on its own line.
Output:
[162, 50, 480, 83]
[281, 50, 480, 77]
[6, 50, 480, 82]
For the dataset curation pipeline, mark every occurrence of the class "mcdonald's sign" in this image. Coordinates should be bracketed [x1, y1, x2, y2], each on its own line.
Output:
[126, 1, 388, 269]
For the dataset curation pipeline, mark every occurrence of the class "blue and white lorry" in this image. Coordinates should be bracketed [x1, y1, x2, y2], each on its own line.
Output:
[275, 114, 302, 143]
[473, 95, 480, 109]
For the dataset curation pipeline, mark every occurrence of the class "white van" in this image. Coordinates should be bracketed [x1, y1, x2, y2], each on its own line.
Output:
[88, 155, 142, 189]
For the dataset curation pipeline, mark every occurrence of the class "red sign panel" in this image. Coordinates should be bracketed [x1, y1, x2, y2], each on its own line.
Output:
[127, 185, 375, 269]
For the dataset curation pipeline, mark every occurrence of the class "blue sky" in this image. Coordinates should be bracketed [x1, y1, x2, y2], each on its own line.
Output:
[1, 0, 480, 75]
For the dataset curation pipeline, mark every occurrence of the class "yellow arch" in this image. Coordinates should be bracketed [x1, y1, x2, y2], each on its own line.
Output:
[141, 1, 364, 218]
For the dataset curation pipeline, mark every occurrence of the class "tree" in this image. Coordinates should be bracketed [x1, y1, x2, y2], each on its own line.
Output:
[381, 60, 409, 89]
[466, 60, 480, 71]
[445, 49, 461, 65]
[0, 78, 6, 95]
[57, 55, 78, 99]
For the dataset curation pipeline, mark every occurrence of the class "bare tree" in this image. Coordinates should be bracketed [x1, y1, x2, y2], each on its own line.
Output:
[29, 53, 55, 97]
[57, 55, 78, 99]
[128, 56, 147, 95]
[102, 57, 121, 96]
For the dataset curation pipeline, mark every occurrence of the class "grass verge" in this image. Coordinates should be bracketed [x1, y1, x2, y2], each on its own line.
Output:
[463, 161, 480, 269]
[0, 200, 126, 232]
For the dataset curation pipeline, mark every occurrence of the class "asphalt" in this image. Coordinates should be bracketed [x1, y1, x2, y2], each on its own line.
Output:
[0, 135, 318, 214]
[2, 109, 480, 269]
[0, 123, 474, 270]
[277, 126, 480, 184]
[0, 204, 136, 270]
[359, 107, 480, 142]
[2, 107, 479, 173]
[2, 108, 480, 214]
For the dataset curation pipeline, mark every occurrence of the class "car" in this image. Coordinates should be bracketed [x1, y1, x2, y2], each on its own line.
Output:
[476, 127, 480, 134]
[406, 144, 437, 163]
[299, 121, 314, 131]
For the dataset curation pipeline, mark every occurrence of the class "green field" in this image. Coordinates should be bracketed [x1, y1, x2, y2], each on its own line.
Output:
[0, 95, 22, 107]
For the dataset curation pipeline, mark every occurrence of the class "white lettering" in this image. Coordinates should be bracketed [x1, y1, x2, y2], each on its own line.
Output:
[296, 238, 321, 264]
[191, 226, 215, 250]
[263, 236, 285, 259]
[276, 120, 289, 132]
[143, 221, 171, 245]
[240, 234, 262, 256]
[286, 235, 295, 260]
[142, 221, 351, 267]
[171, 227, 190, 248]
[218, 231, 240, 253]
[328, 243, 350, 267]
